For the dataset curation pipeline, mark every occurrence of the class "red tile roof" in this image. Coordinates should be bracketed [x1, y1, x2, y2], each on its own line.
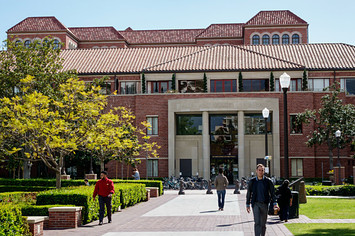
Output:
[144, 45, 303, 72]
[119, 29, 205, 45]
[69, 27, 124, 41]
[246, 10, 307, 26]
[7, 16, 68, 32]
[197, 24, 244, 39]
[243, 43, 355, 70]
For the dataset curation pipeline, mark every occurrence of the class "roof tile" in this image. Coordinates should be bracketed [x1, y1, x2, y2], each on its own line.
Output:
[246, 10, 307, 26]
[197, 24, 244, 39]
[7, 16, 67, 32]
[69, 27, 124, 41]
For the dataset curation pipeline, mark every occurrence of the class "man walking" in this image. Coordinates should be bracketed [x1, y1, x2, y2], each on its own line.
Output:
[93, 171, 115, 225]
[214, 168, 229, 211]
[246, 164, 278, 236]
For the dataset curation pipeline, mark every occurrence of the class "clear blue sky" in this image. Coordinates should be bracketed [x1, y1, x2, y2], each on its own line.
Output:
[1, 0, 354, 45]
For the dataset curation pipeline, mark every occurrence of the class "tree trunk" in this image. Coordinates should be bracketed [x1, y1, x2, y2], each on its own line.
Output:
[328, 139, 334, 170]
[56, 170, 61, 189]
[100, 160, 104, 172]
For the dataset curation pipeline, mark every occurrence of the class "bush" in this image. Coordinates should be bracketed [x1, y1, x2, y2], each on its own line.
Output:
[114, 180, 163, 196]
[306, 185, 355, 196]
[118, 184, 146, 209]
[0, 185, 55, 192]
[20, 204, 75, 216]
[0, 192, 37, 204]
[0, 203, 30, 236]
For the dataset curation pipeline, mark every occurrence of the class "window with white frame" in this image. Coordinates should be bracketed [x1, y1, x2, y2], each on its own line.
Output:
[275, 78, 302, 91]
[147, 159, 158, 177]
[340, 78, 355, 95]
[290, 115, 302, 134]
[308, 78, 330, 91]
[252, 35, 260, 45]
[291, 159, 303, 177]
[120, 81, 138, 94]
[147, 116, 158, 135]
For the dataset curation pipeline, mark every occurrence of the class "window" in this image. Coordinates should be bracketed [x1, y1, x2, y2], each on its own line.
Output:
[308, 78, 329, 91]
[147, 159, 158, 177]
[341, 78, 355, 95]
[15, 40, 22, 46]
[290, 115, 302, 134]
[252, 35, 260, 45]
[176, 114, 202, 135]
[291, 159, 303, 177]
[272, 35, 280, 45]
[282, 34, 290, 44]
[275, 78, 302, 92]
[262, 35, 270, 45]
[148, 81, 172, 93]
[243, 79, 269, 92]
[147, 117, 158, 135]
[99, 82, 111, 95]
[24, 40, 31, 48]
[179, 80, 204, 93]
[210, 80, 236, 92]
[244, 113, 272, 135]
[120, 81, 138, 94]
[53, 39, 60, 49]
[292, 34, 300, 44]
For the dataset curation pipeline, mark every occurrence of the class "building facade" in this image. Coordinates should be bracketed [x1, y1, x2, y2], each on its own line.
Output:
[3, 11, 355, 181]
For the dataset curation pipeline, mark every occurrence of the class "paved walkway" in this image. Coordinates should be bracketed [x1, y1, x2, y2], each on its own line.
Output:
[44, 189, 355, 236]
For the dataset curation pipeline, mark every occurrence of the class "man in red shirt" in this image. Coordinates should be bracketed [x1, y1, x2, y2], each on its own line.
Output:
[93, 171, 115, 225]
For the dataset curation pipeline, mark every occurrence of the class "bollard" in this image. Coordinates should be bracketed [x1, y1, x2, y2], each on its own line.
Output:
[178, 179, 185, 195]
[206, 179, 213, 194]
[299, 181, 307, 204]
[234, 179, 240, 194]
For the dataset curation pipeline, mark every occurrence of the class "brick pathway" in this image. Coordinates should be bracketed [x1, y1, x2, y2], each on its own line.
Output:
[43, 190, 354, 236]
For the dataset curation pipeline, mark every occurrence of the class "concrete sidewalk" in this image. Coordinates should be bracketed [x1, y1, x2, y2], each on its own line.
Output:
[43, 189, 355, 236]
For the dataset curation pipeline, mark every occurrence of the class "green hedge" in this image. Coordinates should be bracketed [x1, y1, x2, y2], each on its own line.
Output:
[0, 203, 30, 236]
[0, 185, 55, 192]
[118, 184, 147, 209]
[0, 192, 37, 204]
[306, 185, 355, 196]
[20, 204, 75, 216]
[113, 180, 163, 196]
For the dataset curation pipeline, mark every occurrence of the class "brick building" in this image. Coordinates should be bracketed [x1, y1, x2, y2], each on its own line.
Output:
[4, 10, 355, 181]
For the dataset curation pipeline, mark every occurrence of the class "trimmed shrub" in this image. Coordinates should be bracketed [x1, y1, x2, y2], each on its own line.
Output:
[114, 180, 163, 196]
[306, 185, 355, 196]
[0, 203, 30, 236]
[0, 185, 55, 192]
[0, 192, 37, 204]
[118, 183, 147, 209]
[20, 204, 75, 216]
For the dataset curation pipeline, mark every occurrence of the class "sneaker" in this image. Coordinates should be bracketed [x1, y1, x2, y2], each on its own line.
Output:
[108, 220, 112, 223]
[221, 208, 224, 211]
[99, 222, 103, 225]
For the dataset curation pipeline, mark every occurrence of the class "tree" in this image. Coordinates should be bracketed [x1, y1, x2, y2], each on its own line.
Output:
[171, 73, 176, 91]
[302, 69, 308, 91]
[203, 73, 208, 93]
[0, 76, 107, 188]
[141, 73, 146, 93]
[238, 72, 243, 92]
[296, 83, 355, 170]
[269, 72, 275, 91]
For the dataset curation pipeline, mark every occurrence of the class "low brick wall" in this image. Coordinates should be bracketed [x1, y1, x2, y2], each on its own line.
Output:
[27, 216, 45, 236]
[85, 173, 97, 179]
[145, 189, 151, 201]
[146, 187, 159, 197]
[48, 207, 82, 229]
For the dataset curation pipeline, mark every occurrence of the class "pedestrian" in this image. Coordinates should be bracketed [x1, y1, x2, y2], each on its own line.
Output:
[276, 179, 292, 222]
[93, 171, 115, 225]
[84, 179, 90, 186]
[132, 167, 140, 180]
[246, 164, 278, 236]
[214, 168, 229, 211]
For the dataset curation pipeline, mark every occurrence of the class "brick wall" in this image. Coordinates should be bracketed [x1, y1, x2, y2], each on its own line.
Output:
[48, 207, 82, 229]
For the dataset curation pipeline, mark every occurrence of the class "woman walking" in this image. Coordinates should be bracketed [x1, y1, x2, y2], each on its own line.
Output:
[276, 179, 292, 222]
[214, 168, 229, 211]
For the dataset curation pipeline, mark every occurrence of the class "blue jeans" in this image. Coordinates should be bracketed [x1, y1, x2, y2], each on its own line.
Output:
[217, 190, 226, 209]
[99, 195, 112, 222]
[252, 202, 268, 236]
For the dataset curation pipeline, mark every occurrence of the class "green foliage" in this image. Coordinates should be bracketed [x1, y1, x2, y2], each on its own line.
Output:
[203, 73, 207, 93]
[117, 183, 146, 209]
[0, 185, 54, 193]
[238, 72, 243, 92]
[302, 69, 308, 91]
[171, 73, 176, 90]
[0, 203, 31, 236]
[0, 192, 37, 204]
[286, 223, 355, 236]
[305, 185, 355, 196]
[113, 180, 163, 196]
[296, 83, 355, 169]
[142, 73, 146, 93]
[20, 204, 75, 216]
[269, 72, 275, 91]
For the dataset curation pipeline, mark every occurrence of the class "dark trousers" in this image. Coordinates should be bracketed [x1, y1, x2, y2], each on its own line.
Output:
[279, 204, 290, 221]
[217, 190, 226, 209]
[252, 202, 268, 236]
[99, 195, 112, 222]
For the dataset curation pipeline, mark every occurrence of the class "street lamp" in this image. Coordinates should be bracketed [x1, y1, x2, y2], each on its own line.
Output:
[335, 130, 341, 185]
[280, 72, 291, 179]
[262, 108, 270, 175]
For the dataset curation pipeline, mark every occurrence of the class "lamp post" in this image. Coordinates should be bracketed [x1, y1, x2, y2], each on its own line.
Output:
[262, 108, 270, 175]
[280, 72, 291, 179]
[335, 130, 341, 185]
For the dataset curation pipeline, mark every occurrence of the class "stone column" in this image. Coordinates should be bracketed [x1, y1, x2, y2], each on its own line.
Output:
[202, 111, 210, 180]
[238, 111, 245, 179]
[168, 109, 175, 177]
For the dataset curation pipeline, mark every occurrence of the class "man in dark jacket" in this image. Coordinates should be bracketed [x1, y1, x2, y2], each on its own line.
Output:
[246, 164, 278, 236]
[93, 171, 115, 225]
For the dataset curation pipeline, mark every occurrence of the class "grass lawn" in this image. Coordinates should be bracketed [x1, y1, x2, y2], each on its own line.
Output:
[300, 198, 355, 219]
[286, 223, 355, 236]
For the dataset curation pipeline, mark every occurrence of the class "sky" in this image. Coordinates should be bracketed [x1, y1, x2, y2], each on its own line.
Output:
[1, 0, 355, 45]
